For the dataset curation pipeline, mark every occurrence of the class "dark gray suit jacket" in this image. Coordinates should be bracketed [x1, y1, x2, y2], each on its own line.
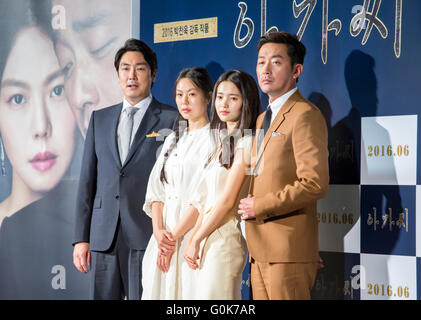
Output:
[73, 97, 177, 251]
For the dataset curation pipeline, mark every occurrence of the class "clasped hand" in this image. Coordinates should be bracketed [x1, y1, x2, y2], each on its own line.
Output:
[238, 194, 255, 220]
[183, 238, 200, 270]
[154, 229, 176, 273]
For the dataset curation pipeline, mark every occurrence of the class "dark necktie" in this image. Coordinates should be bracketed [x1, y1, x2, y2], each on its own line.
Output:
[257, 105, 272, 151]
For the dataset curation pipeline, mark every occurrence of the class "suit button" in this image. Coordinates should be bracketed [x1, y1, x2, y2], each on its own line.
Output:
[120, 172, 125, 177]
[115, 195, 120, 199]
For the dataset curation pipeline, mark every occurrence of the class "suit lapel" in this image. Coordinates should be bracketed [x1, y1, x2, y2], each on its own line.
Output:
[254, 90, 302, 168]
[108, 103, 123, 167]
[122, 98, 161, 167]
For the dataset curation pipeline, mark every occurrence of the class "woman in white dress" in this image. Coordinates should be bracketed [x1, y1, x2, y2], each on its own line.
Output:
[184, 70, 261, 299]
[141, 67, 213, 299]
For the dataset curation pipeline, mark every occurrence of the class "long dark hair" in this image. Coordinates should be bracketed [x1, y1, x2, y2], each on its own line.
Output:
[0, 0, 53, 85]
[207, 70, 260, 169]
[160, 67, 213, 183]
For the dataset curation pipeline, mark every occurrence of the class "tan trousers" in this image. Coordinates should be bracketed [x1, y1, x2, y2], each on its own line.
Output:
[251, 260, 317, 300]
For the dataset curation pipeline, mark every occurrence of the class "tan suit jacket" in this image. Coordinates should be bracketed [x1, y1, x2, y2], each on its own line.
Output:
[246, 89, 329, 263]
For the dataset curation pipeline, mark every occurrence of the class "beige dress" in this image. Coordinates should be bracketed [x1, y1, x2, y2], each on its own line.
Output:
[190, 135, 251, 299]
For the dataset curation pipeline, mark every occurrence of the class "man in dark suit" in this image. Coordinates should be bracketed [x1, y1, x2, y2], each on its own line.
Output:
[72, 38, 177, 300]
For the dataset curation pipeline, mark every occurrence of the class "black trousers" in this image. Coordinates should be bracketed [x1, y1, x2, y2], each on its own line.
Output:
[89, 219, 145, 300]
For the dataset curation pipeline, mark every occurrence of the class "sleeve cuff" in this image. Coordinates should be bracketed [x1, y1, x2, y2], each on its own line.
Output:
[143, 198, 164, 218]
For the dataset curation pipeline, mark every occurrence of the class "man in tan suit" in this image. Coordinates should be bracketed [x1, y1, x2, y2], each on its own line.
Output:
[238, 31, 329, 300]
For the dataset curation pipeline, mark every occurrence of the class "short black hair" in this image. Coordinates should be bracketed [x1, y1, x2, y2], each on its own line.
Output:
[114, 38, 157, 75]
[257, 31, 306, 67]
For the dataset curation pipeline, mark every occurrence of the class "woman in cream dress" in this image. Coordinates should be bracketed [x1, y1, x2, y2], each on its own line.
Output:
[184, 70, 260, 299]
[142, 68, 213, 299]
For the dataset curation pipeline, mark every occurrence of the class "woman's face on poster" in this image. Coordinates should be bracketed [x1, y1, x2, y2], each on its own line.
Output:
[0, 27, 75, 194]
[53, 0, 131, 138]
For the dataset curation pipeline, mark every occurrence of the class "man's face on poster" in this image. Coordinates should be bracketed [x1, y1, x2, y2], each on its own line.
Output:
[53, 0, 131, 138]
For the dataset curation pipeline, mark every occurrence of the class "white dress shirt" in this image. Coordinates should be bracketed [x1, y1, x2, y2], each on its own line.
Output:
[268, 87, 298, 124]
